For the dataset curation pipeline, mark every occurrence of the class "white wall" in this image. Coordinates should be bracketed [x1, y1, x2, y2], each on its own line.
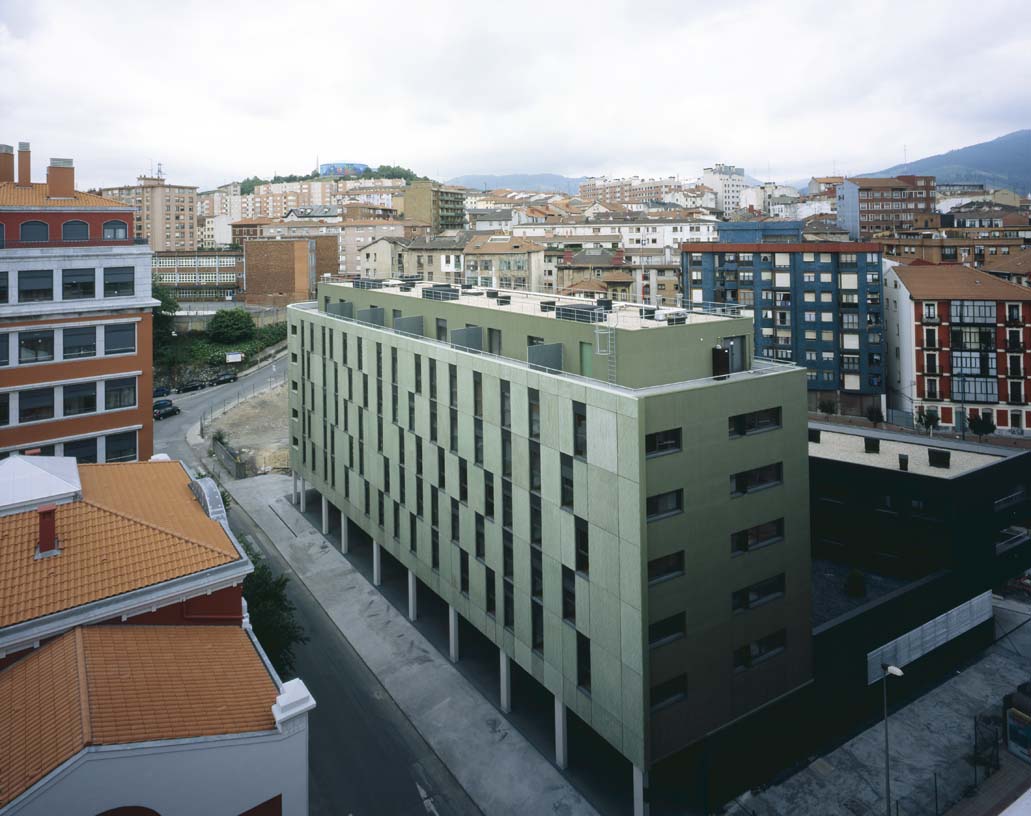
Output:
[884, 261, 916, 414]
[4, 720, 309, 816]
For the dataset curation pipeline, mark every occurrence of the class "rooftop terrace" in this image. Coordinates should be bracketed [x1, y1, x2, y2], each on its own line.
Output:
[321, 278, 746, 331]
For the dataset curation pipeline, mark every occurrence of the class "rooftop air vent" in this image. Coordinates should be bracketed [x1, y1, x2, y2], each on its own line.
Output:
[928, 448, 951, 469]
[864, 437, 880, 454]
[808, 428, 821, 443]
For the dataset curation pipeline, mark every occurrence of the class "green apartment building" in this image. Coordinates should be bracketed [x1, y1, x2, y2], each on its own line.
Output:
[404, 180, 466, 233]
[288, 281, 812, 814]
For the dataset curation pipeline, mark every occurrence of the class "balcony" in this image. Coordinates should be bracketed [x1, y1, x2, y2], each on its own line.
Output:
[1007, 341, 1025, 352]
[1006, 318, 1023, 328]
[922, 315, 940, 325]
[1008, 366, 1023, 378]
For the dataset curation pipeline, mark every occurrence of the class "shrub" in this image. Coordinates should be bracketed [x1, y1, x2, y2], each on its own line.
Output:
[818, 399, 837, 417]
[865, 405, 885, 426]
[208, 308, 256, 344]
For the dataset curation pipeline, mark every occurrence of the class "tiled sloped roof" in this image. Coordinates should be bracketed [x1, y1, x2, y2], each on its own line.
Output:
[0, 462, 239, 629]
[980, 249, 1031, 276]
[0, 625, 278, 807]
[0, 182, 130, 209]
[894, 263, 1031, 301]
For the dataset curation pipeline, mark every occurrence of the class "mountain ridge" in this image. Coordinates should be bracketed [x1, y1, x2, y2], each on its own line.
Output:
[861, 130, 1031, 195]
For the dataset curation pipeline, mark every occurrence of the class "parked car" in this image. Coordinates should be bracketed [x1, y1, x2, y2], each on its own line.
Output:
[154, 405, 181, 420]
[209, 371, 238, 386]
[153, 399, 174, 412]
[153, 386, 171, 397]
[176, 380, 207, 393]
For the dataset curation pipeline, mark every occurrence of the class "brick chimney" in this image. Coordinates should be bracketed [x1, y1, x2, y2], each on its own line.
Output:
[47, 158, 74, 199]
[37, 504, 59, 555]
[16, 141, 30, 187]
[0, 145, 13, 183]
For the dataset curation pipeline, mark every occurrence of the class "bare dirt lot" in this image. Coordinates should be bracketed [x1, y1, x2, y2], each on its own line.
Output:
[211, 384, 290, 472]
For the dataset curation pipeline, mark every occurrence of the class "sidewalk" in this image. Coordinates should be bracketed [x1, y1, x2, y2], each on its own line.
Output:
[220, 468, 598, 816]
[943, 752, 1031, 816]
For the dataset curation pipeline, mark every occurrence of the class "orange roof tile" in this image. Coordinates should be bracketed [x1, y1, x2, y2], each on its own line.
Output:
[0, 462, 239, 629]
[0, 182, 130, 209]
[0, 625, 278, 807]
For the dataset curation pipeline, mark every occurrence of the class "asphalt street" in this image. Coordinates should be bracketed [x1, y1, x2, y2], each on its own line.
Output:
[153, 358, 482, 816]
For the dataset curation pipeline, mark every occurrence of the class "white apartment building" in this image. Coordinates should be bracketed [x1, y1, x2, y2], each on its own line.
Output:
[701, 164, 747, 213]
[513, 218, 718, 248]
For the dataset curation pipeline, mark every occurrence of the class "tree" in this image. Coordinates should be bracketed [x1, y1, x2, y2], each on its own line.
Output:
[865, 405, 885, 427]
[208, 308, 256, 344]
[917, 409, 940, 437]
[242, 544, 308, 677]
[968, 413, 997, 441]
[152, 276, 180, 346]
[818, 399, 837, 418]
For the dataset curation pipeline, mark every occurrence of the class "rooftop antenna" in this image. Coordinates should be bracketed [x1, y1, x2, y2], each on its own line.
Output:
[156, 162, 164, 179]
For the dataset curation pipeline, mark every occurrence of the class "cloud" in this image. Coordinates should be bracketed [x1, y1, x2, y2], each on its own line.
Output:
[0, 0, 1028, 189]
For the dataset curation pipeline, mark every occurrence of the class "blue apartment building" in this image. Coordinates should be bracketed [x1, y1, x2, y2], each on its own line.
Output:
[681, 221, 885, 413]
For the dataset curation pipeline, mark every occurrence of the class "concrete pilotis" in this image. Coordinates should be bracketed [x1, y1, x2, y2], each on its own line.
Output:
[554, 695, 568, 769]
[292, 471, 299, 504]
[499, 650, 511, 713]
[408, 569, 417, 621]
[321, 495, 329, 535]
[299, 477, 307, 512]
[449, 605, 459, 662]
[341, 516, 349, 554]
[373, 541, 382, 586]
[633, 766, 649, 816]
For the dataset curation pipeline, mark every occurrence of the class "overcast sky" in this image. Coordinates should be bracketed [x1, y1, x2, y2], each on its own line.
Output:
[1, 0, 1028, 190]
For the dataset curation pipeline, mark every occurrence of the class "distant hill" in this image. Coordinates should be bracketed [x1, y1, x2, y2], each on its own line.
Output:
[862, 130, 1031, 195]
[448, 173, 587, 194]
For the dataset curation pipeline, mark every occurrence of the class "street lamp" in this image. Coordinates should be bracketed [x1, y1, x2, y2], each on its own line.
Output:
[882, 664, 904, 816]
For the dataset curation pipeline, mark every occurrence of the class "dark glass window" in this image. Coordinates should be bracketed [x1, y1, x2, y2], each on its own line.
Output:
[473, 371, 482, 417]
[102, 220, 128, 240]
[18, 270, 53, 302]
[575, 517, 589, 574]
[531, 548, 543, 599]
[475, 513, 485, 559]
[429, 358, 437, 400]
[528, 388, 540, 439]
[733, 629, 786, 671]
[483, 471, 494, 519]
[648, 551, 684, 584]
[501, 430, 512, 478]
[646, 489, 683, 520]
[529, 494, 542, 546]
[485, 566, 496, 617]
[732, 574, 785, 612]
[104, 324, 135, 354]
[460, 549, 469, 595]
[63, 436, 98, 463]
[562, 566, 576, 622]
[730, 463, 783, 495]
[62, 268, 95, 299]
[450, 407, 458, 453]
[645, 428, 682, 456]
[437, 446, 445, 488]
[103, 267, 134, 297]
[414, 353, 422, 393]
[449, 364, 458, 407]
[729, 407, 782, 437]
[432, 528, 440, 569]
[20, 221, 49, 242]
[0, 271, 7, 303]
[19, 330, 54, 363]
[62, 220, 89, 241]
[105, 377, 136, 410]
[531, 601, 544, 653]
[0, 393, 8, 426]
[503, 581, 514, 630]
[651, 674, 687, 711]
[503, 529, 513, 578]
[459, 458, 468, 502]
[731, 518, 784, 554]
[529, 441, 541, 492]
[577, 632, 591, 692]
[451, 498, 460, 542]
[105, 430, 137, 462]
[560, 454, 574, 509]
[19, 387, 54, 423]
[474, 418, 483, 466]
[573, 401, 587, 457]
[63, 382, 96, 416]
[649, 612, 685, 647]
[500, 380, 511, 428]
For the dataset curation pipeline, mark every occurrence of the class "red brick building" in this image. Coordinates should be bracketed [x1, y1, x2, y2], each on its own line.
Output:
[885, 263, 1031, 434]
[242, 235, 338, 306]
[0, 142, 156, 462]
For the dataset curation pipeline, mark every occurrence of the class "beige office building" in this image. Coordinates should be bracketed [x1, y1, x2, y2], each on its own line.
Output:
[98, 176, 198, 251]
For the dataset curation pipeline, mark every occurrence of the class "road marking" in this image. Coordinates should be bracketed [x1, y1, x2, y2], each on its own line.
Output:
[416, 782, 440, 816]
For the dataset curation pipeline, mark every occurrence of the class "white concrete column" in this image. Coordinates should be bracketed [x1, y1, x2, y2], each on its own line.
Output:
[299, 478, 307, 513]
[499, 650, 511, 714]
[292, 471, 299, 505]
[633, 765, 649, 816]
[554, 695, 568, 770]
[407, 569, 417, 621]
[341, 515, 349, 554]
[448, 605, 459, 663]
[373, 541, 382, 586]
[321, 495, 329, 535]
